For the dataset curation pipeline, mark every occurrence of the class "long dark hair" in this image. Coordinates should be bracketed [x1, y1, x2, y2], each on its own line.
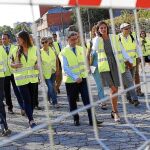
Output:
[96, 21, 109, 37]
[17, 30, 32, 62]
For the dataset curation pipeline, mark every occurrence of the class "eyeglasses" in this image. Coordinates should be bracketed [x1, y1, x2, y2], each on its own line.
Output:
[41, 41, 48, 44]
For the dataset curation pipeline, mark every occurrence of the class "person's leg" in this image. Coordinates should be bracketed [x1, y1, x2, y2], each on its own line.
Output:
[92, 69, 105, 99]
[0, 78, 8, 130]
[31, 83, 39, 109]
[79, 78, 93, 125]
[126, 67, 136, 101]
[92, 69, 106, 109]
[18, 84, 34, 123]
[10, 75, 24, 110]
[28, 83, 39, 113]
[135, 59, 144, 96]
[65, 83, 79, 123]
[4, 76, 13, 112]
[45, 78, 57, 105]
[56, 69, 62, 93]
[110, 86, 120, 122]
[122, 70, 140, 106]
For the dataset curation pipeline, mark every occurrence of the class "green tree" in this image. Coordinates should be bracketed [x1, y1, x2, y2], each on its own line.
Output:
[0, 25, 16, 42]
[14, 23, 32, 34]
[71, 8, 109, 32]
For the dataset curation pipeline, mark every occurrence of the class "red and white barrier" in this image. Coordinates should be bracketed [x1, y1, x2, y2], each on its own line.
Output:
[0, 0, 149, 8]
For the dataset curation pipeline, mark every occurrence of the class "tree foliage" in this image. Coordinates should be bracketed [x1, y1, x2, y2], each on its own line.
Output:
[71, 8, 109, 32]
[13, 23, 32, 34]
[0, 23, 32, 42]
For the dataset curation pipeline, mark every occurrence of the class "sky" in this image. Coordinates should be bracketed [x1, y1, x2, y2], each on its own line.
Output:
[0, 4, 40, 27]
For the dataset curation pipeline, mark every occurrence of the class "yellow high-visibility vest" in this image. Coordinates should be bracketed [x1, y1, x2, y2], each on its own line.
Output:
[60, 45, 87, 83]
[119, 34, 138, 66]
[0, 48, 5, 77]
[11, 46, 39, 86]
[40, 47, 56, 79]
[53, 42, 61, 55]
[97, 34, 125, 74]
[141, 37, 150, 56]
[0, 44, 17, 77]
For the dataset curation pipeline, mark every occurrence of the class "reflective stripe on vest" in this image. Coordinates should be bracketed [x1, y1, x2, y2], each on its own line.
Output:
[0, 69, 4, 72]
[15, 74, 38, 81]
[13, 66, 34, 73]
[98, 58, 108, 62]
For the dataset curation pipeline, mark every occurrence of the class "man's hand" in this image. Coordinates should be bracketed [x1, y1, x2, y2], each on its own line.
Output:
[125, 61, 133, 69]
[76, 78, 82, 84]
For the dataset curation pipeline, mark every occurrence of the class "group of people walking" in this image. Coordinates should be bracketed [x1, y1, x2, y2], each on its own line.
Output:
[0, 20, 149, 136]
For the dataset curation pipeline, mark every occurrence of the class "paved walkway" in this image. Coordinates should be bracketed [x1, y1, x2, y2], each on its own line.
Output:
[0, 77, 150, 150]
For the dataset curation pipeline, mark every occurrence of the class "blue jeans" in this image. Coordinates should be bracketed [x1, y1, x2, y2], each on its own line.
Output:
[92, 68, 105, 99]
[45, 73, 57, 105]
[18, 83, 37, 122]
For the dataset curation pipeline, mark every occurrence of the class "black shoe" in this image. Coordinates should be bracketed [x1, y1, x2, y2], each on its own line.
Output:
[89, 120, 103, 127]
[74, 120, 80, 126]
[127, 99, 134, 104]
[137, 92, 145, 97]
[1, 129, 11, 136]
[133, 100, 140, 107]
[8, 109, 14, 114]
[34, 106, 42, 110]
[29, 122, 37, 128]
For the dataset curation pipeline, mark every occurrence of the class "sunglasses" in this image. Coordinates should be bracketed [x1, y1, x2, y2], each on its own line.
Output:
[124, 28, 130, 30]
[41, 41, 48, 44]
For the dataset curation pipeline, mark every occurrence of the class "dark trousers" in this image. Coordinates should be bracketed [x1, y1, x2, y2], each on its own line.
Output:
[0, 78, 8, 130]
[135, 58, 142, 93]
[65, 78, 92, 123]
[126, 67, 136, 100]
[18, 83, 37, 122]
[4, 75, 23, 110]
[33, 83, 39, 108]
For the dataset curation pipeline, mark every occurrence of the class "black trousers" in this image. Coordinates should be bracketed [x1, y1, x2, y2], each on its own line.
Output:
[4, 75, 23, 110]
[33, 83, 39, 108]
[18, 83, 38, 122]
[0, 78, 8, 130]
[65, 78, 92, 123]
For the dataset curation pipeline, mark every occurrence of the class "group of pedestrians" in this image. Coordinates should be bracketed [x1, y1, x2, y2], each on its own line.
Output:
[0, 20, 149, 136]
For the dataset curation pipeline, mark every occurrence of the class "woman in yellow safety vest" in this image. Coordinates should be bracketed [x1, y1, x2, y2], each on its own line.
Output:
[10, 31, 39, 128]
[93, 21, 125, 122]
[40, 37, 59, 108]
[140, 30, 150, 64]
